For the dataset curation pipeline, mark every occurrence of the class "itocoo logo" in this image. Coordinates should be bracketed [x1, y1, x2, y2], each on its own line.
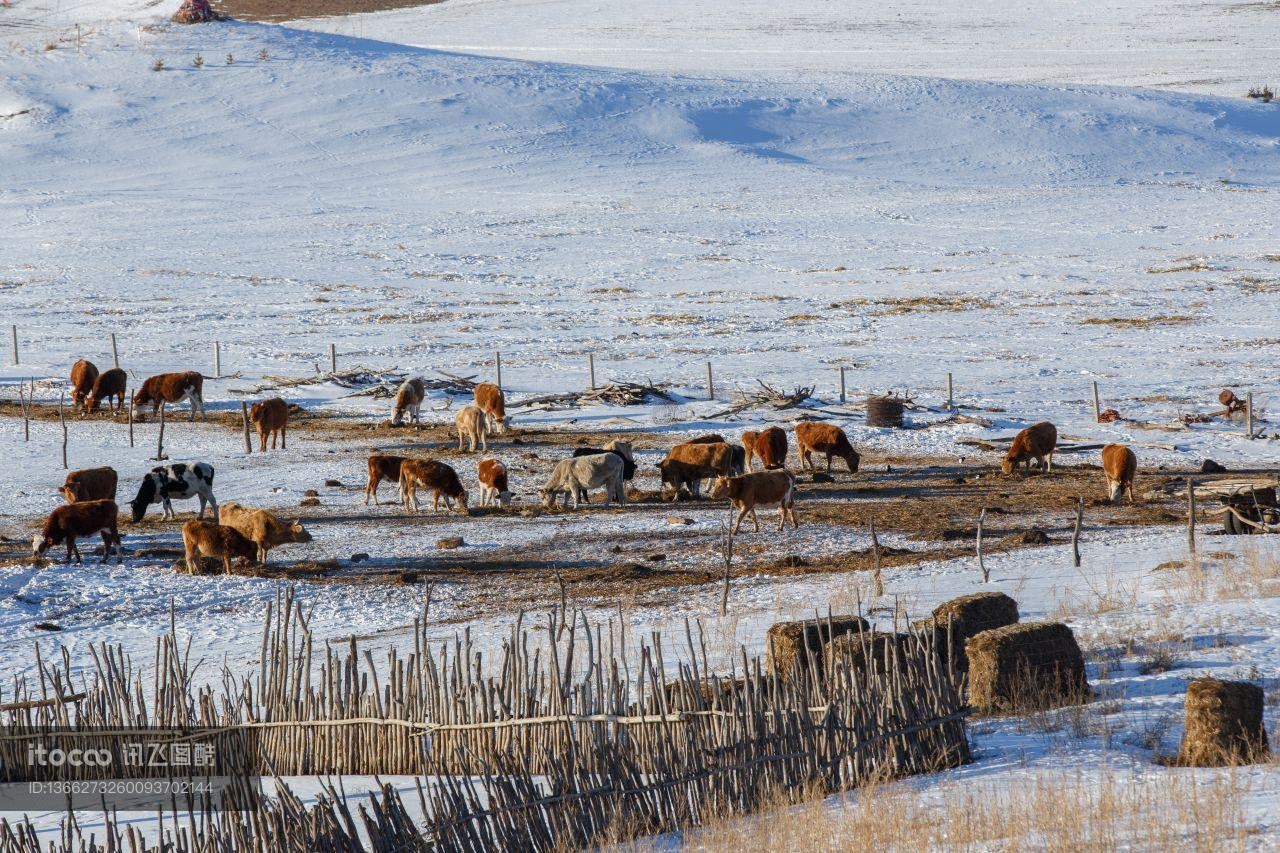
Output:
[27, 745, 113, 768]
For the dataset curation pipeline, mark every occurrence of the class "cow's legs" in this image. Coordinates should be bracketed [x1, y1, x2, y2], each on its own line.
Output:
[99, 530, 113, 564]
[750, 507, 761, 533]
[164, 498, 176, 521]
[733, 506, 750, 535]
[281, 423, 286, 450]
[195, 496, 206, 520]
[826, 454, 834, 472]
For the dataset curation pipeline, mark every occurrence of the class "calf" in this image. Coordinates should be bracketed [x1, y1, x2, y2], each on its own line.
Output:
[709, 471, 798, 534]
[756, 426, 788, 470]
[32, 499, 122, 564]
[133, 371, 205, 421]
[69, 359, 99, 413]
[474, 382, 508, 434]
[85, 367, 127, 415]
[364, 454, 406, 505]
[217, 501, 313, 564]
[1101, 443, 1137, 504]
[392, 378, 425, 426]
[455, 404, 488, 452]
[741, 431, 761, 471]
[249, 397, 289, 452]
[542, 453, 625, 509]
[400, 459, 469, 514]
[477, 458, 513, 507]
[181, 521, 257, 574]
[794, 421, 860, 473]
[60, 466, 118, 504]
[130, 462, 217, 522]
[1001, 421, 1058, 475]
[657, 442, 735, 499]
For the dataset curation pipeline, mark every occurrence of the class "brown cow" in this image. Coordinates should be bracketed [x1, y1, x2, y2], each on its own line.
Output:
[217, 502, 313, 564]
[708, 471, 798, 534]
[1101, 444, 1137, 503]
[756, 426, 788, 470]
[1001, 421, 1058, 474]
[658, 442, 735, 499]
[133, 371, 204, 421]
[392, 378, 425, 426]
[477, 458, 512, 507]
[686, 434, 726, 444]
[365, 454, 406, 505]
[60, 466, 118, 504]
[69, 359, 99, 413]
[181, 520, 257, 574]
[474, 382, 508, 434]
[400, 459, 469, 514]
[249, 397, 289, 452]
[794, 422, 860, 473]
[741, 431, 760, 471]
[32, 500, 122, 564]
[85, 367, 127, 415]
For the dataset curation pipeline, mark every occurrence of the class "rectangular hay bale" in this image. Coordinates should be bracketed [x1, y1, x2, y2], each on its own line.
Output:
[912, 591, 1019, 674]
[767, 615, 870, 677]
[1175, 677, 1270, 766]
[965, 621, 1088, 714]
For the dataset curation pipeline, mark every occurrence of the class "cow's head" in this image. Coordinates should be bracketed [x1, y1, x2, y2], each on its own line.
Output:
[288, 522, 313, 544]
[1000, 456, 1016, 476]
[708, 477, 731, 500]
[31, 533, 52, 560]
[540, 488, 560, 509]
[453, 491, 470, 515]
[1108, 481, 1123, 502]
[59, 484, 80, 504]
[130, 474, 158, 523]
[131, 387, 150, 407]
[844, 449, 861, 473]
[497, 490, 513, 508]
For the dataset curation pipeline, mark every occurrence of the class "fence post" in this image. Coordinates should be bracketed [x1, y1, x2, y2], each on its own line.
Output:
[946, 372, 954, 411]
[328, 343, 336, 374]
[18, 383, 29, 441]
[705, 362, 714, 401]
[111, 333, 119, 369]
[127, 398, 134, 448]
[1072, 497, 1083, 568]
[10, 325, 16, 366]
[588, 353, 596, 391]
[214, 341, 221, 379]
[154, 402, 166, 461]
[1246, 392, 1254, 438]
[976, 508, 988, 582]
[869, 520, 883, 596]
[839, 366, 846, 404]
[1092, 381, 1101, 423]
[495, 352, 502, 392]
[58, 391, 68, 470]
[1187, 479, 1197, 553]
[241, 401, 252, 454]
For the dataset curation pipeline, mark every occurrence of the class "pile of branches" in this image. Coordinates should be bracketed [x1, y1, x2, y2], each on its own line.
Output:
[514, 381, 674, 411]
[713, 380, 814, 417]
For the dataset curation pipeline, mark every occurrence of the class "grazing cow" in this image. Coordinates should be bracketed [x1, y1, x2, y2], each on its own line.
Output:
[1001, 422, 1058, 475]
[217, 501, 313, 564]
[69, 359, 99, 413]
[477, 458, 513, 508]
[572, 447, 638, 481]
[60, 466, 118, 504]
[130, 463, 217, 522]
[32, 500, 122, 564]
[133, 371, 205, 421]
[709, 471, 798, 534]
[1101, 444, 1137, 504]
[392, 378, 425, 426]
[85, 368, 127, 415]
[756, 426, 788, 470]
[741, 431, 761, 471]
[686, 434, 727, 444]
[677, 435, 744, 475]
[181, 521, 257, 574]
[794, 422, 860, 473]
[364, 454, 406, 505]
[541, 453, 625, 509]
[455, 404, 488, 452]
[657, 442, 735, 499]
[474, 382, 508, 434]
[400, 459, 469, 514]
[249, 397, 289, 452]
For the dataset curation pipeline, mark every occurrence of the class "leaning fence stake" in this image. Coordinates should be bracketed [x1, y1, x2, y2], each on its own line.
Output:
[214, 341, 221, 378]
[9, 325, 17, 366]
[1246, 391, 1254, 439]
[705, 362, 714, 401]
[1092, 381, 1101, 423]
[241, 400, 252, 454]
[495, 351, 503, 392]
[839, 366, 847, 404]
[946, 372, 954, 411]
[977, 507, 988, 582]
[153, 402, 166, 461]
[1187, 478, 1197, 553]
[328, 343, 336, 375]
[588, 353, 596, 391]
[869, 520, 884, 597]
[58, 391, 68, 470]
[1072, 497, 1083, 568]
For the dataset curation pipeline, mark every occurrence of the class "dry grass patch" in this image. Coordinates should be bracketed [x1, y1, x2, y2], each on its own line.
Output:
[1080, 315, 1196, 329]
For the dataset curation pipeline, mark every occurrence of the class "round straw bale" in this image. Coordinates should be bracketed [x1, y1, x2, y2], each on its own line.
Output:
[1174, 678, 1269, 766]
[965, 621, 1088, 714]
[767, 615, 870, 678]
[866, 395, 905, 428]
[912, 591, 1020, 675]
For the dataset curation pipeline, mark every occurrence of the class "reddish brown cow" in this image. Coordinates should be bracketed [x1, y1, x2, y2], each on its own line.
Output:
[392, 378, 425, 426]
[756, 426, 788, 470]
[60, 466, 118, 504]
[794, 422, 860, 473]
[69, 359, 99, 413]
[32, 500, 122, 564]
[741, 431, 761, 471]
[364, 454, 406, 505]
[134, 371, 205, 421]
[474, 382, 508, 434]
[658, 442, 736, 499]
[400, 459, 469, 514]
[477, 458, 513, 507]
[249, 397, 289, 452]
[181, 521, 257, 574]
[708, 471, 798, 534]
[85, 368, 127, 415]
[1001, 421, 1058, 474]
[1101, 444, 1137, 503]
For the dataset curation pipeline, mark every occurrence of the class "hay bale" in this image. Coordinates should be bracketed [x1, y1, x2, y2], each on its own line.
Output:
[866, 395, 905, 428]
[1175, 678, 1269, 766]
[965, 621, 1088, 714]
[913, 591, 1020, 675]
[823, 630, 908, 678]
[767, 616, 870, 677]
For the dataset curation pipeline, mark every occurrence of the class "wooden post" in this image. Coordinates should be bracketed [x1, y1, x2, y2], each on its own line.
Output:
[977, 507, 988, 582]
[1187, 479, 1197, 553]
[1092, 381, 1101, 423]
[214, 341, 221, 378]
[241, 400, 252, 454]
[720, 521, 734, 617]
[705, 362, 714, 401]
[58, 391, 67, 470]
[839, 366, 847, 404]
[1246, 392, 1254, 438]
[10, 325, 16, 366]
[18, 384, 29, 441]
[1072, 497, 1083, 568]
[946, 372, 954, 411]
[588, 353, 596, 391]
[154, 402, 166, 461]
[328, 343, 336, 374]
[110, 332, 119, 369]
[127, 399, 134, 448]
[869, 520, 883, 597]
[495, 352, 502, 392]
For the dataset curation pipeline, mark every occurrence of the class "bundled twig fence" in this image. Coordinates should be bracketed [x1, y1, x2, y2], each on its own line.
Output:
[0, 591, 970, 852]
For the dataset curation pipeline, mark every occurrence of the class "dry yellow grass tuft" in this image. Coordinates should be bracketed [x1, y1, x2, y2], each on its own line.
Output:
[1080, 315, 1196, 328]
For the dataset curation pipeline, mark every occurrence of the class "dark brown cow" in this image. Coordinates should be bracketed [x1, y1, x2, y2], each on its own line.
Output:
[794, 422, 860, 473]
[60, 466, 118, 504]
[1101, 443, 1137, 503]
[181, 521, 257, 574]
[756, 426, 788, 470]
[658, 442, 736, 499]
[400, 459, 469, 514]
[85, 367, 127, 415]
[708, 471, 798, 534]
[69, 359, 99, 413]
[364, 454, 406, 505]
[1001, 421, 1058, 474]
[249, 397, 289, 452]
[32, 500, 122, 564]
[134, 371, 205, 421]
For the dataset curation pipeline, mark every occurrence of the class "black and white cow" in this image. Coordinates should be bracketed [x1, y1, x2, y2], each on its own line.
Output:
[130, 463, 217, 523]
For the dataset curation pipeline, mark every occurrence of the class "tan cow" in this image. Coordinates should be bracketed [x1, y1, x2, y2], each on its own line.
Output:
[658, 441, 735, 499]
[709, 471, 798, 534]
[181, 521, 257, 574]
[1101, 444, 1137, 503]
[474, 382, 508, 434]
[60, 466, 118, 504]
[741, 431, 761, 471]
[756, 426, 788, 470]
[134, 371, 205, 421]
[85, 368, 127, 415]
[392, 378, 425, 426]
[249, 397, 289, 452]
[69, 359, 99, 413]
[1001, 422, 1058, 474]
[400, 459, 469, 514]
[217, 501, 313, 564]
[794, 422, 860, 473]
[455, 404, 488, 452]
[477, 458, 513, 507]
[365, 454, 406, 505]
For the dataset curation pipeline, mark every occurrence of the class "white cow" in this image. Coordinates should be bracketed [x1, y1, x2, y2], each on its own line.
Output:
[541, 454, 625, 510]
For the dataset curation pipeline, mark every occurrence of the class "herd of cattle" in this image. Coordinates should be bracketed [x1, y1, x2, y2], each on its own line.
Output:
[29, 367, 1141, 573]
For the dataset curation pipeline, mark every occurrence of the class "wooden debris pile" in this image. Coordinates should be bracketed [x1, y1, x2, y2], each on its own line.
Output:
[711, 380, 815, 417]
[513, 381, 675, 411]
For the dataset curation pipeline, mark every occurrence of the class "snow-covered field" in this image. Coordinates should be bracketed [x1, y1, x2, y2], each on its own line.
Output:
[2, 0, 1279, 845]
